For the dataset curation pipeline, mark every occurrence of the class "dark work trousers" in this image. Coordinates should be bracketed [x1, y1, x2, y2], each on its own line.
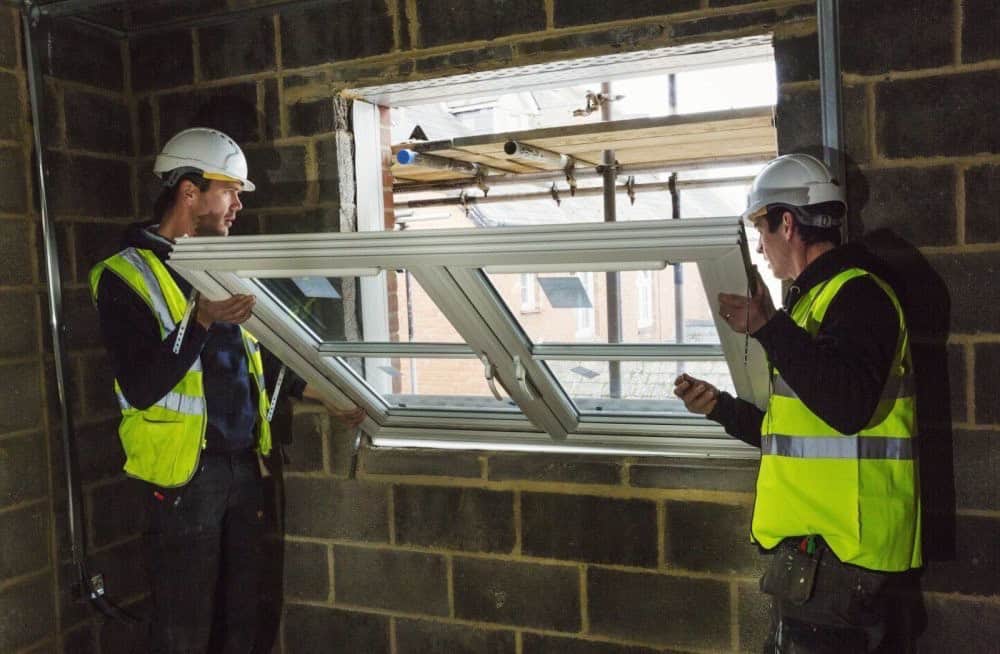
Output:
[138, 449, 265, 654]
[761, 538, 891, 654]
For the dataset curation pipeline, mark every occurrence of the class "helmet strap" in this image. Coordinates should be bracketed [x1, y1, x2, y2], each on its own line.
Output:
[794, 208, 839, 228]
[773, 204, 842, 229]
[161, 166, 204, 189]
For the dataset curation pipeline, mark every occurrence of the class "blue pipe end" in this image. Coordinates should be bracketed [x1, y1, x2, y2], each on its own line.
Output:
[397, 149, 417, 165]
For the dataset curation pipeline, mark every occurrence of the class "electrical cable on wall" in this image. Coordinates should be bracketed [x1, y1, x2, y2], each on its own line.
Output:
[21, 0, 138, 625]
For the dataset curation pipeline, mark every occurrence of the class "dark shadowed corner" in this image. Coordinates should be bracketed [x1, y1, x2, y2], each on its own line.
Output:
[851, 154, 951, 649]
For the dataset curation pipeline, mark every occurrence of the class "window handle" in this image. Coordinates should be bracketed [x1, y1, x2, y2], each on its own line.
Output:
[348, 429, 369, 480]
[479, 353, 504, 401]
[514, 355, 535, 400]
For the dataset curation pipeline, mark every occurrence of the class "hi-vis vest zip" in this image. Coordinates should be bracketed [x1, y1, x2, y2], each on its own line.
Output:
[89, 247, 272, 488]
[751, 267, 922, 572]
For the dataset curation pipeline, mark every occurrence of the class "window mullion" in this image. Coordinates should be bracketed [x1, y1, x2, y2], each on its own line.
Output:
[445, 266, 579, 434]
[410, 265, 575, 438]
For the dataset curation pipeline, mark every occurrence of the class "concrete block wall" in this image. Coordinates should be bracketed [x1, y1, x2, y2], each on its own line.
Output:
[118, 4, 816, 652]
[129, 2, 352, 236]
[173, 1, 1000, 651]
[0, 8, 150, 652]
[37, 15, 153, 654]
[774, 2, 1000, 650]
[281, 423, 768, 653]
[0, 0, 995, 651]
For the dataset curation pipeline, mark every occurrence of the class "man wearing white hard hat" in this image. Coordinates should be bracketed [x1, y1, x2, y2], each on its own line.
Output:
[88, 128, 362, 652]
[674, 154, 921, 652]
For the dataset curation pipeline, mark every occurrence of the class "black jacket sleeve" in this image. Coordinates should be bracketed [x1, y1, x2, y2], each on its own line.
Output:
[708, 391, 765, 448]
[751, 277, 900, 434]
[95, 270, 210, 410]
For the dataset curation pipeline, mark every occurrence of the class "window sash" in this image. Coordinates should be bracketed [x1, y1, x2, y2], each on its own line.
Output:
[169, 218, 767, 454]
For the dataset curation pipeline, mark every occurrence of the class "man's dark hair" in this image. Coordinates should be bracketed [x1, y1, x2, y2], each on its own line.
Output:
[152, 172, 211, 222]
[763, 201, 844, 247]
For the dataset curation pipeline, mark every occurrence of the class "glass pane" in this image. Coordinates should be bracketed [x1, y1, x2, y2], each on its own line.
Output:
[357, 357, 518, 411]
[675, 165, 782, 306]
[488, 264, 718, 345]
[547, 360, 735, 415]
[674, 61, 776, 113]
[255, 271, 464, 343]
[391, 63, 776, 143]
[679, 183, 752, 219]
[256, 276, 348, 341]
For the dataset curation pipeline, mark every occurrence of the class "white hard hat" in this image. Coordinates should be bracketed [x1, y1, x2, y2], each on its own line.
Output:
[742, 153, 845, 227]
[153, 127, 255, 192]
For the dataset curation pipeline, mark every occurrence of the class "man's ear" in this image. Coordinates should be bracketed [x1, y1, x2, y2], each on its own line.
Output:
[178, 179, 199, 204]
[781, 210, 796, 240]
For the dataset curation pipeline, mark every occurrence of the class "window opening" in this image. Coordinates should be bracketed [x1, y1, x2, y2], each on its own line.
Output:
[376, 42, 777, 417]
[488, 264, 713, 346]
[171, 36, 781, 457]
[365, 38, 777, 453]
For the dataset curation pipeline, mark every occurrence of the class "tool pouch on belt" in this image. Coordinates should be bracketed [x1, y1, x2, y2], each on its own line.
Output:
[760, 537, 820, 605]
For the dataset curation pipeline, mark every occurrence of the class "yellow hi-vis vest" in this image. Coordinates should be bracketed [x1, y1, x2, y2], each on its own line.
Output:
[89, 247, 272, 488]
[751, 267, 921, 572]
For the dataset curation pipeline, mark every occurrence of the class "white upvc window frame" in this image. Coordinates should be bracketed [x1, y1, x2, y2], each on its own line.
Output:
[169, 218, 767, 458]
[327, 35, 777, 457]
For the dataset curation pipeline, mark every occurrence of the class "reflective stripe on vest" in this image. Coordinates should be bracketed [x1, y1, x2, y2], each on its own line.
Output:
[119, 249, 177, 334]
[761, 434, 913, 460]
[115, 387, 205, 416]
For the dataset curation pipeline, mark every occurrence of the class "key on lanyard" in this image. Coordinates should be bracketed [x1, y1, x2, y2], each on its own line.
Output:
[265, 364, 287, 423]
[172, 288, 200, 355]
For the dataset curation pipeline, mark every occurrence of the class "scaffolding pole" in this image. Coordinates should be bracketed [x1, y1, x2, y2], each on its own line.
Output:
[394, 154, 768, 194]
[397, 176, 753, 209]
[600, 82, 623, 399]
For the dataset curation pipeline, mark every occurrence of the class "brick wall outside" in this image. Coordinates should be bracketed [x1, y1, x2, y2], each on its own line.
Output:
[0, 0, 996, 652]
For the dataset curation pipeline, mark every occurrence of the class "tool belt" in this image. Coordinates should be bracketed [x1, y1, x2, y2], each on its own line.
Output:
[760, 536, 889, 628]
